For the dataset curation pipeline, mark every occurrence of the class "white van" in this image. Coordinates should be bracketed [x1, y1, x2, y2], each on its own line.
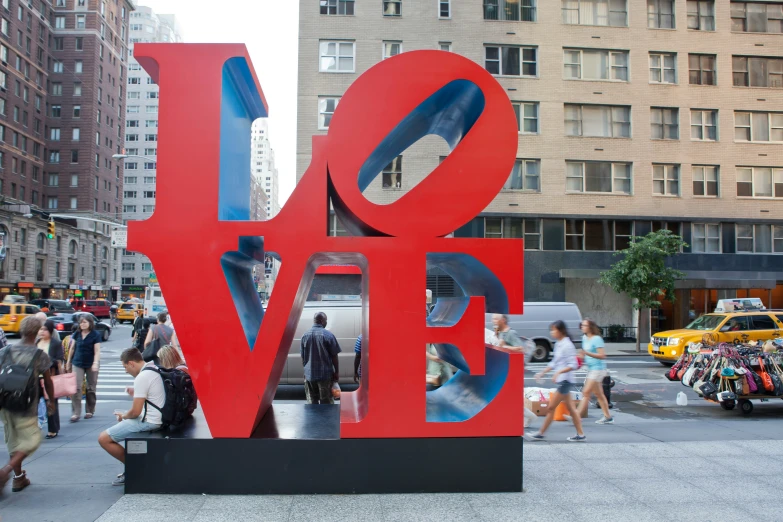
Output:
[143, 284, 166, 319]
[485, 302, 583, 363]
[277, 301, 581, 383]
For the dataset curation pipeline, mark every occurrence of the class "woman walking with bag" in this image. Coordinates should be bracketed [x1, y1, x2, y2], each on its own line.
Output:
[528, 320, 586, 442]
[573, 319, 613, 424]
[37, 321, 64, 438]
[143, 312, 173, 365]
[65, 315, 102, 422]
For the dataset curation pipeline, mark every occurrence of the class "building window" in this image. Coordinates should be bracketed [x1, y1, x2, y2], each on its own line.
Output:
[382, 41, 402, 60]
[383, 0, 402, 16]
[566, 161, 632, 194]
[565, 104, 630, 138]
[564, 48, 628, 81]
[652, 164, 680, 196]
[649, 52, 676, 84]
[690, 109, 718, 141]
[565, 220, 632, 251]
[692, 165, 718, 197]
[439, 42, 452, 52]
[512, 102, 539, 133]
[125, 176, 137, 184]
[319, 41, 355, 73]
[320, 0, 355, 15]
[736, 224, 783, 253]
[687, 0, 714, 30]
[128, 120, 140, 127]
[692, 223, 721, 253]
[72, 128, 80, 141]
[504, 159, 540, 191]
[485, 45, 537, 77]
[70, 196, 77, 209]
[318, 97, 340, 130]
[51, 82, 62, 96]
[382, 156, 402, 189]
[484, 0, 536, 21]
[688, 54, 716, 85]
[734, 112, 783, 142]
[439, 0, 451, 18]
[650, 107, 679, 140]
[732, 56, 783, 88]
[736, 167, 783, 198]
[47, 197, 58, 209]
[484, 217, 541, 249]
[731, 2, 783, 33]
[562, 0, 627, 26]
[648, 0, 675, 28]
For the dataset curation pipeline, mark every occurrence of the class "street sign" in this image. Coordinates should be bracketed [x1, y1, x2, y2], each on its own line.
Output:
[111, 229, 127, 248]
[149, 273, 158, 284]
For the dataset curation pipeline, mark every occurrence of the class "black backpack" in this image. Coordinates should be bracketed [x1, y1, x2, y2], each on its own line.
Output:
[0, 349, 41, 414]
[141, 366, 197, 429]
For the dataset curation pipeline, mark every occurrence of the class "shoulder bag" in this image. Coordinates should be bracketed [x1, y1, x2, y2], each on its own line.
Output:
[142, 325, 172, 363]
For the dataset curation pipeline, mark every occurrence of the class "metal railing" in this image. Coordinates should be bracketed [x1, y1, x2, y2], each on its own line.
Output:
[483, 0, 535, 21]
[599, 325, 638, 342]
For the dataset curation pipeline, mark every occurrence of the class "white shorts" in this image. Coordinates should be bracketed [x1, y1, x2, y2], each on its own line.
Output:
[586, 370, 608, 382]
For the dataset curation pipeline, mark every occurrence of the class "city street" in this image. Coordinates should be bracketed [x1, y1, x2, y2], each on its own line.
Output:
[1, 346, 782, 520]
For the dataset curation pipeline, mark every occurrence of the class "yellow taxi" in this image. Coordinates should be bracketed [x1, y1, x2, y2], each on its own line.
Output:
[649, 311, 783, 364]
[0, 303, 42, 333]
[117, 302, 143, 323]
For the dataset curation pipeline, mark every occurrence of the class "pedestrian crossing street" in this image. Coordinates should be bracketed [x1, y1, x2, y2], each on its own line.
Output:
[96, 361, 134, 400]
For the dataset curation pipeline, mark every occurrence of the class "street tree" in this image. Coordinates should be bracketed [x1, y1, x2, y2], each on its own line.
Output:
[599, 230, 688, 352]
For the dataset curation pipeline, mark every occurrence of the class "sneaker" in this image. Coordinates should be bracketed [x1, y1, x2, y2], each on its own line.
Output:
[527, 433, 546, 442]
[567, 434, 586, 442]
[596, 416, 614, 425]
[112, 473, 125, 486]
[11, 472, 30, 492]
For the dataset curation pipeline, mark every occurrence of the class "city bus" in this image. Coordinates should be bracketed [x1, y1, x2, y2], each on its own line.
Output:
[143, 284, 167, 319]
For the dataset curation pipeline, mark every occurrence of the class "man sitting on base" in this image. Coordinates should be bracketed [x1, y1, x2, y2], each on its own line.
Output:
[98, 348, 164, 486]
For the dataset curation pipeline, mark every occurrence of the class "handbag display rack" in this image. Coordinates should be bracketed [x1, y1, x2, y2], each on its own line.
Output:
[668, 342, 783, 415]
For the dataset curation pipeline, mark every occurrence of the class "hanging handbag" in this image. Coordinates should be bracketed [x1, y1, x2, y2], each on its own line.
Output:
[744, 367, 758, 393]
[699, 381, 718, 400]
[682, 366, 697, 386]
[758, 359, 775, 393]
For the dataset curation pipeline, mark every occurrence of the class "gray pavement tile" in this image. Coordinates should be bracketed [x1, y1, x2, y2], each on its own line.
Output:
[667, 440, 755, 457]
[379, 493, 471, 512]
[578, 457, 669, 480]
[521, 443, 573, 461]
[734, 439, 783, 455]
[0, 483, 123, 522]
[98, 508, 199, 522]
[706, 455, 783, 476]
[609, 478, 702, 504]
[549, 442, 633, 460]
[113, 493, 207, 511]
[649, 457, 723, 480]
[617, 442, 691, 458]
[193, 507, 291, 522]
[520, 457, 590, 479]
[571, 503, 663, 522]
[201, 494, 293, 511]
[384, 508, 479, 522]
[648, 502, 777, 522]
[21, 447, 123, 485]
[289, 494, 382, 520]
[474, 503, 576, 522]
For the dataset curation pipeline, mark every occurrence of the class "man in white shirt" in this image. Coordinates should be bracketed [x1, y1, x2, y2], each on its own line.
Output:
[98, 348, 164, 486]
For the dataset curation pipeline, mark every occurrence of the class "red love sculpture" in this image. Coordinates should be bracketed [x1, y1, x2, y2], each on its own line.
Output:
[129, 44, 523, 439]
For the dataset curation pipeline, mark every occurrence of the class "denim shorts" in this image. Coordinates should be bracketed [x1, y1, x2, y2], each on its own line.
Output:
[106, 418, 161, 443]
[557, 381, 575, 395]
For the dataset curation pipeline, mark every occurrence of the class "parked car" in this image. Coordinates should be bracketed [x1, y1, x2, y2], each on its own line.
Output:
[484, 302, 583, 362]
[74, 299, 112, 318]
[49, 312, 112, 342]
[0, 303, 42, 334]
[31, 299, 75, 314]
[649, 311, 783, 365]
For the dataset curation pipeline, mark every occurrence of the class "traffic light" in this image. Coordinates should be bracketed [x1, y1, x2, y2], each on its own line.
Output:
[47, 220, 55, 239]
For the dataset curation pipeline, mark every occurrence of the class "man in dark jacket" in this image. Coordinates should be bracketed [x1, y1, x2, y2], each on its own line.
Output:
[300, 312, 341, 404]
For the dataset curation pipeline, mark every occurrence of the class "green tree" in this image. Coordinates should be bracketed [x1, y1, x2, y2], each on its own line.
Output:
[598, 230, 687, 352]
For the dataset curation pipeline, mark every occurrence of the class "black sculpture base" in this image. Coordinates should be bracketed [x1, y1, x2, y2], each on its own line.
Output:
[125, 404, 523, 495]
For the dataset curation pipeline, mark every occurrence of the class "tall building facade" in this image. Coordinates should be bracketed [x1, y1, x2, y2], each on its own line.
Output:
[251, 119, 280, 218]
[119, 4, 181, 297]
[298, 0, 783, 330]
[0, 0, 134, 302]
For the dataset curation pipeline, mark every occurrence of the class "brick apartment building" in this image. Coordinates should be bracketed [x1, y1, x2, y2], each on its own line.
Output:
[298, 0, 783, 333]
[0, 0, 133, 301]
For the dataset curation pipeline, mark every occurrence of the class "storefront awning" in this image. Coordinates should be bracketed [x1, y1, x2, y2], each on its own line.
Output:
[559, 269, 780, 290]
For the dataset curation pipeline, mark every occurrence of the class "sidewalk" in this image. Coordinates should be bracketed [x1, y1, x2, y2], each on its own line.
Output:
[604, 342, 649, 357]
[92, 437, 783, 522]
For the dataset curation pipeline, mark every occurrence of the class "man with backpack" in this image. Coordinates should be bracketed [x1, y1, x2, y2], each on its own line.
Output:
[98, 348, 164, 486]
[0, 316, 56, 494]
